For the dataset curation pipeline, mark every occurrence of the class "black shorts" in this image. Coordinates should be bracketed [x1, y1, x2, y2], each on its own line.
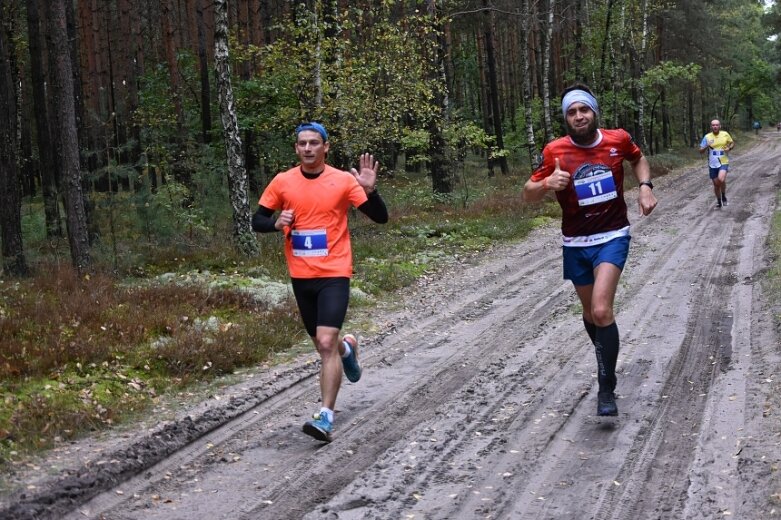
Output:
[290, 277, 350, 337]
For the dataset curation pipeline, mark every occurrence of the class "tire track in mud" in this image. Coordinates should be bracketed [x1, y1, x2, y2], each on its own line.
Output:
[600, 151, 780, 520]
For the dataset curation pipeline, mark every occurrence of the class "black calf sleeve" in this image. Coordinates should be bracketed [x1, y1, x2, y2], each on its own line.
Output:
[594, 322, 619, 393]
[583, 317, 597, 345]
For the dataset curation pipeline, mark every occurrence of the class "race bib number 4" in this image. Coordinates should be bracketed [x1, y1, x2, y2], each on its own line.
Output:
[574, 170, 618, 206]
[291, 229, 328, 257]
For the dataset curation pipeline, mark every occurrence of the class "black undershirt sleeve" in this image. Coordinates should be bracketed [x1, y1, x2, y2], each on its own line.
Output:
[357, 190, 389, 224]
[252, 205, 278, 233]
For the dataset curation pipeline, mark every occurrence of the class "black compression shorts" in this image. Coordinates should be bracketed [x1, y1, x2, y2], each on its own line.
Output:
[290, 277, 350, 337]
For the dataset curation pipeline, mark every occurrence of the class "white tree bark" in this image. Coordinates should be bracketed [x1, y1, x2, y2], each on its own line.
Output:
[520, 0, 536, 169]
[541, 0, 554, 141]
[214, 0, 259, 256]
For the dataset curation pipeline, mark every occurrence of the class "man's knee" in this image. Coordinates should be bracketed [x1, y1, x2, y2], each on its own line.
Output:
[314, 334, 340, 356]
[591, 305, 614, 327]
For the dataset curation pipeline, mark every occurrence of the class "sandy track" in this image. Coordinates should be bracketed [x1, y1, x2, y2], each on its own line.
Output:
[4, 135, 780, 520]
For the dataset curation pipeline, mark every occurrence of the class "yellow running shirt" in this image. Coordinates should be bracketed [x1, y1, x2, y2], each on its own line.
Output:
[700, 131, 733, 168]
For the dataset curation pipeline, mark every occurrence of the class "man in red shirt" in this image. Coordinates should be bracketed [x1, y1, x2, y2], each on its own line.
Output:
[523, 84, 657, 416]
[253, 122, 388, 441]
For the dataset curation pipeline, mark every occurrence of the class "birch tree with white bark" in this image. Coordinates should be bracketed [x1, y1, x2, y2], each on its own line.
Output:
[215, 0, 259, 256]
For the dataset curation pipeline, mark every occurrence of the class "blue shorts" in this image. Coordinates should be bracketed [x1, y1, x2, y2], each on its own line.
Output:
[562, 236, 631, 286]
[709, 164, 728, 179]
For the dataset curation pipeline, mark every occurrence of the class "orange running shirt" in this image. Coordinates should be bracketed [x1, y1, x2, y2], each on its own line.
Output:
[259, 165, 369, 278]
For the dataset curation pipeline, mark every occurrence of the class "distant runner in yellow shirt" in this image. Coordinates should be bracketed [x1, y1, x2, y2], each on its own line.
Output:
[698, 119, 734, 209]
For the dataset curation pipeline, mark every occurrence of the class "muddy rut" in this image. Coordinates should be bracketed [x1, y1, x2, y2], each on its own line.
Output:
[3, 135, 780, 520]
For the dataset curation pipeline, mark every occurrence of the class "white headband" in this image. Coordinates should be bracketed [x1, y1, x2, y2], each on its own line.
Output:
[562, 90, 599, 117]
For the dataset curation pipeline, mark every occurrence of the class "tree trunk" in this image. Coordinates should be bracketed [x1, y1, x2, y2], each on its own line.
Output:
[662, 87, 670, 149]
[520, 0, 536, 170]
[635, 0, 649, 151]
[482, 0, 508, 175]
[197, 0, 212, 143]
[67, 0, 98, 242]
[599, 0, 615, 90]
[47, 0, 91, 271]
[573, 0, 583, 81]
[26, 0, 63, 238]
[540, 0, 554, 143]
[426, 0, 451, 194]
[161, 0, 190, 185]
[475, 28, 492, 175]
[688, 85, 696, 147]
[214, 0, 259, 256]
[0, 2, 28, 276]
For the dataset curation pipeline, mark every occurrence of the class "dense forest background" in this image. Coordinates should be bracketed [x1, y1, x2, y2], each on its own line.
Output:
[1, 0, 780, 276]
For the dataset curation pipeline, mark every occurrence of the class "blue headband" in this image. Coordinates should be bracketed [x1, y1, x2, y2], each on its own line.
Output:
[561, 90, 599, 117]
[295, 122, 328, 142]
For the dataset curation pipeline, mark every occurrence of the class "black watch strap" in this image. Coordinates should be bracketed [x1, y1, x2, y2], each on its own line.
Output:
[639, 180, 654, 189]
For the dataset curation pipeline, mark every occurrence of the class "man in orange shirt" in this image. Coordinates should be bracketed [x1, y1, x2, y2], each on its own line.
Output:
[253, 122, 388, 442]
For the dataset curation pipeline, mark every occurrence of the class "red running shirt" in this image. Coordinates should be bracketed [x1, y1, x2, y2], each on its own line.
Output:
[259, 165, 368, 278]
[530, 129, 643, 239]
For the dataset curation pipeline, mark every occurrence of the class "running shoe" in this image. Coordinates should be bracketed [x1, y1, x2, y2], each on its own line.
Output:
[302, 412, 333, 442]
[341, 334, 362, 383]
[721, 195, 728, 206]
[715, 200, 722, 209]
[597, 391, 618, 416]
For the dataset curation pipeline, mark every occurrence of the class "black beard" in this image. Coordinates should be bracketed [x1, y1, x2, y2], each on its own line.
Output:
[566, 119, 599, 145]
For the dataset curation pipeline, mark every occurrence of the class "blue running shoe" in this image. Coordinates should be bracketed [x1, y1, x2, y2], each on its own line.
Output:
[341, 334, 362, 383]
[302, 412, 333, 442]
[597, 391, 618, 416]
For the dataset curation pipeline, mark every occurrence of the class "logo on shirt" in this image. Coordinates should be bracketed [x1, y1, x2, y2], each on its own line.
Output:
[573, 163, 611, 180]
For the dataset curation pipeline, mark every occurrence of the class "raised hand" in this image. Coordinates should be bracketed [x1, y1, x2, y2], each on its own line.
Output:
[545, 157, 571, 191]
[350, 153, 379, 194]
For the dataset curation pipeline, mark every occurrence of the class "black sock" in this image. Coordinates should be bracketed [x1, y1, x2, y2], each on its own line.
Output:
[583, 317, 597, 345]
[595, 322, 619, 393]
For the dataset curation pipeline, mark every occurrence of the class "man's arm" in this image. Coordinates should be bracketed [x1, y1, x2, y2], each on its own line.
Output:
[523, 157, 570, 202]
[252, 206, 278, 233]
[631, 156, 657, 216]
[357, 191, 388, 224]
[522, 177, 549, 202]
[252, 205, 294, 233]
[698, 135, 709, 154]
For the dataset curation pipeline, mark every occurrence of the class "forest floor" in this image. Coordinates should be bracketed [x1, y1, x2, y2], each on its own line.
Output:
[2, 133, 781, 520]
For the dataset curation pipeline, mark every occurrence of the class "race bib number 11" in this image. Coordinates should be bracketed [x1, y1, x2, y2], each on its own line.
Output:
[291, 229, 328, 257]
[574, 171, 618, 206]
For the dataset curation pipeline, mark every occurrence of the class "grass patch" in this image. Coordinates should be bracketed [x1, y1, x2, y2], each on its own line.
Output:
[766, 191, 781, 328]
[0, 266, 303, 463]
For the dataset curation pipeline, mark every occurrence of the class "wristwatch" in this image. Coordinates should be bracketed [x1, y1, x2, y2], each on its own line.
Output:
[639, 181, 654, 190]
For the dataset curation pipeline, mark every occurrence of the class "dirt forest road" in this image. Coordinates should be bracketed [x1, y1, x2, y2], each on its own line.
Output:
[5, 134, 781, 520]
